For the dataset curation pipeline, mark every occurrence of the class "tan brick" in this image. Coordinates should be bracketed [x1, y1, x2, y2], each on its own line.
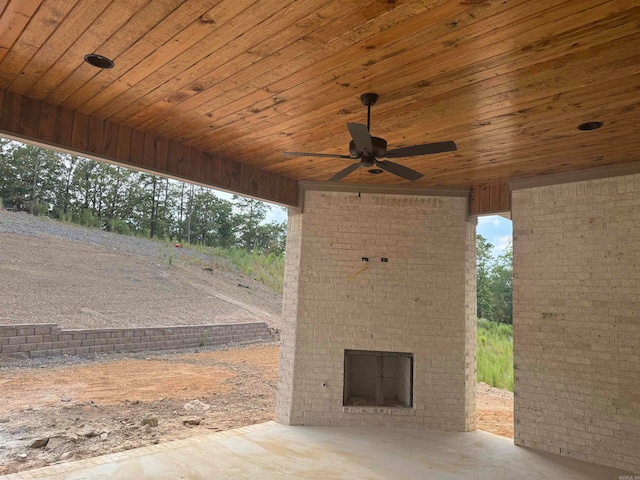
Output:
[18, 343, 38, 352]
[33, 326, 52, 335]
[276, 191, 475, 431]
[1, 344, 20, 354]
[512, 173, 640, 473]
[0, 328, 17, 337]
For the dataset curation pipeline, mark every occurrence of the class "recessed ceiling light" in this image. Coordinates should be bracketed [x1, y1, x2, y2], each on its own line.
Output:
[577, 121, 603, 131]
[84, 53, 114, 69]
[368, 168, 384, 174]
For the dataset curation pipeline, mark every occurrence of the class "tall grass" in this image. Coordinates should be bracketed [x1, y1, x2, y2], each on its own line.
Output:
[477, 319, 513, 391]
[185, 243, 284, 293]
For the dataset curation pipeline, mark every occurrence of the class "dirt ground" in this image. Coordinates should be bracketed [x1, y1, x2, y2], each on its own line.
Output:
[476, 381, 514, 438]
[0, 344, 513, 475]
[0, 344, 279, 475]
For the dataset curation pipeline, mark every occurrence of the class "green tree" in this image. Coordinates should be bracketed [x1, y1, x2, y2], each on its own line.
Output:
[253, 221, 286, 255]
[232, 195, 267, 251]
[476, 234, 494, 321]
[189, 189, 237, 247]
[0, 142, 63, 215]
[476, 234, 513, 325]
[491, 245, 513, 325]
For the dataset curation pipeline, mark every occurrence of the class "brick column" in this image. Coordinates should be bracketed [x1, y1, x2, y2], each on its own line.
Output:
[276, 190, 476, 431]
[512, 173, 640, 472]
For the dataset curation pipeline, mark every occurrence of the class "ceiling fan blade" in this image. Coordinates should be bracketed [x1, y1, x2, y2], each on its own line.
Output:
[329, 162, 361, 182]
[375, 160, 424, 181]
[384, 141, 457, 158]
[283, 152, 352, 158]
[346, 123, 373, 154]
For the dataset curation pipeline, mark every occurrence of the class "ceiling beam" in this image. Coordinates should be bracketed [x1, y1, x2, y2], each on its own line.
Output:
[0, 89, 298, 207]
[470, 183, 511, 216]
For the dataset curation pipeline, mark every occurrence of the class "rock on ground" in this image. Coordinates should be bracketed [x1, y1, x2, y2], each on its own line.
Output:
[182, 417, 202, 426]
[29, 438, 49, 449]
[184, 400, 211, 412]
[141, 417, 159, 428]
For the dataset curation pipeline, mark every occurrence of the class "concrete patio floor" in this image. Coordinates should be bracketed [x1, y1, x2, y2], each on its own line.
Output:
[1, 422, 631, 480]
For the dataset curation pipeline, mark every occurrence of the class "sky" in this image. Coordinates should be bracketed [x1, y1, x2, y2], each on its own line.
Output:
[477, 215, 512, 256]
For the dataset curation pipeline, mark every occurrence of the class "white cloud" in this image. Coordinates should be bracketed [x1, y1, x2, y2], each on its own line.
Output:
[478, 216, 502, 227]
[213, 190, 234, 201]
[492, 235, 512, 256]
[265, 206, 287, 224]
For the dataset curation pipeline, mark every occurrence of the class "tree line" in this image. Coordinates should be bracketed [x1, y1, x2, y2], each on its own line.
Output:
[0, 139, 286, 255]
[477, 234, 513, 325]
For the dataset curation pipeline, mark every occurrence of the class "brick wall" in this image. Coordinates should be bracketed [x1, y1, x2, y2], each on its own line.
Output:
[275, 208, 303, 425]
[276, 190, 476, 431]
[0, 322, 275, 358]
[512, 173, 640, 473]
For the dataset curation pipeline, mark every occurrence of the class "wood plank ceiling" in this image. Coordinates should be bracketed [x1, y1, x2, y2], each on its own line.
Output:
[0, 0, 639, 202]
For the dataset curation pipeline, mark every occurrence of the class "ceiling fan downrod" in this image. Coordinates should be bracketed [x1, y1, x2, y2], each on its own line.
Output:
[360, 93, 378, 132]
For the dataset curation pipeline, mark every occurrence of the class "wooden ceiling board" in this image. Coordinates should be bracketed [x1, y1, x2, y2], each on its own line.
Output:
[7, 0, 112, 96]
[0, 0, 73, 87]
[172, 2, 621, 160]
[248, 33, 640, 175]
[25, 0, 151, 100]
[76, 0, 254, 117]
[145, 0, 463, 139]
[59, 0, 223, 111]
[0, 0, 46, 65]
[109, 0, 390, 130]
[0, 0, 639, 200]
[43, 0, 188, 107]
[259, 72, 640, 177]
[197, 2, 637, 155]
[93, 0, 310, 122]
[127, 2, 436, 139]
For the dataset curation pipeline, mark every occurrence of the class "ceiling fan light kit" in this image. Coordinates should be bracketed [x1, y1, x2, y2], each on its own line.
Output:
[283, 93, 457, 182]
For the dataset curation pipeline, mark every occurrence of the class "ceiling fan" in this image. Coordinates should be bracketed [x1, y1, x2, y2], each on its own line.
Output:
[283, 93, 457, 182]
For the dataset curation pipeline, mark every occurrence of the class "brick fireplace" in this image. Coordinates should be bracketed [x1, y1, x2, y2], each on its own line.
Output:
[276, 188, 476, 431]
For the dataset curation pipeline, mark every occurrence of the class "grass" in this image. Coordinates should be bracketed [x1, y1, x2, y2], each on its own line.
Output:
[477, 319, 513, 391]
[184, 243, 285, 293]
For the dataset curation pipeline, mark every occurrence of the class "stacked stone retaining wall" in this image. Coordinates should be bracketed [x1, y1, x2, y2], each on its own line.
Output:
[0, 322, 275, 358]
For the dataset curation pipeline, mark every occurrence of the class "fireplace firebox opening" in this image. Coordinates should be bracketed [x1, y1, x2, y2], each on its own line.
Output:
[343, 350, 413, 408]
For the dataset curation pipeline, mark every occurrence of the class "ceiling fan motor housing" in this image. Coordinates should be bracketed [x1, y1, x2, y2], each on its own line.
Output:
[348, 137, 387, 158]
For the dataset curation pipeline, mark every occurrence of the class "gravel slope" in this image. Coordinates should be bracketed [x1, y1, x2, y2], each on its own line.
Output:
[0, 210, 282, 330]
